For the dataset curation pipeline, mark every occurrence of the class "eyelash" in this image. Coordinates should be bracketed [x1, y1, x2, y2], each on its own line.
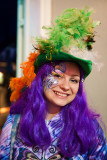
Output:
[53, 73, 62, 78]
[70, 79, 79, 83]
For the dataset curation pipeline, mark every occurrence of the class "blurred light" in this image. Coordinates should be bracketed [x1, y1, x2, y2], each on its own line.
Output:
[0, 72, 4, 84]
[0, 107, 10, 114]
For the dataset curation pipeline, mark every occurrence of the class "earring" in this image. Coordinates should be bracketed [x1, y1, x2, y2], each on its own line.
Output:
[81, 79, 84, 83]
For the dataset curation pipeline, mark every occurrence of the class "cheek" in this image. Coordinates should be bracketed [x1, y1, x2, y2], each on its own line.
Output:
[70, 84, 79, 94]
[44, 89, 53, 102]
[44, 89, 49, 99]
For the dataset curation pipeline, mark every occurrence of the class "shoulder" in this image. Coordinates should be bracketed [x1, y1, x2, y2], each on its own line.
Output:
[0, 114, 21, 140]
[0, 114, 15, 138]
[0, 114, 19, 159]
[93, 119, 106, 143]
[88, 118, 107, 159]
[2, 114, 15, 128]
[1, 114, 17, 136]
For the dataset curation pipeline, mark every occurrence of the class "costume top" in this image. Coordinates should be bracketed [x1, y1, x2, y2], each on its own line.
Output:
[0, 114, 107, 160]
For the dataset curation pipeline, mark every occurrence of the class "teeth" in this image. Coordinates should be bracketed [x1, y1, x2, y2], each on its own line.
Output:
[54, 91, 68, 97]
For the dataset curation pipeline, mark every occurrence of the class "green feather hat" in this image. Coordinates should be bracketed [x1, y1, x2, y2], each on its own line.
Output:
[33, 7, 100, 78]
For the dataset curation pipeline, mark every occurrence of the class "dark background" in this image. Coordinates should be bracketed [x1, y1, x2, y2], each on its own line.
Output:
[0, 0, 17, 106]
[0, 0, 17, 133]
[0, 0, 17, 53]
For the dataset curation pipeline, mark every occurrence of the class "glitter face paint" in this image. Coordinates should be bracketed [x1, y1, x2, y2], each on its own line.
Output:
[43, 74, 58, 92]
[52, 63, 66, 79]
[43, 63, 67, 92]
[54, 63, 66, 74]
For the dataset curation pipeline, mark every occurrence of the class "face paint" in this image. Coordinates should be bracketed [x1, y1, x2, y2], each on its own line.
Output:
[43, 74, 58, 92]
[43, 63, 66, 92]
[54, 63, 66, 73]
[51, 71, 64, 78]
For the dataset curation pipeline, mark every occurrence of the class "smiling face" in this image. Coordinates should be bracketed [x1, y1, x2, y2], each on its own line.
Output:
[43, 62, 80, 111]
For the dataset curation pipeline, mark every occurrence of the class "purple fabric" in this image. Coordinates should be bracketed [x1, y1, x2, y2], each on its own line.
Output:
[0, 114, 107, 159]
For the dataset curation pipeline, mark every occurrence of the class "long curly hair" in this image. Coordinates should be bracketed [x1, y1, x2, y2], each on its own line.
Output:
[10, 62, 99, 157]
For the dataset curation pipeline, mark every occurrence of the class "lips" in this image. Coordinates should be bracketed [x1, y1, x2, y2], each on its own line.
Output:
[53, 90, 70, 97]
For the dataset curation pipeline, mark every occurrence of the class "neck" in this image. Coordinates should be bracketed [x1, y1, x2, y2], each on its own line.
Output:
[46, 101, 61, 120]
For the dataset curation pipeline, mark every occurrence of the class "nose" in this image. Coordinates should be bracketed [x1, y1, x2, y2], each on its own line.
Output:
[59, 78, 70, 91]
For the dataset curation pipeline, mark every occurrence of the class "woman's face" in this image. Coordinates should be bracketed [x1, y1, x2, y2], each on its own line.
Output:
[43, 62, 80, 108]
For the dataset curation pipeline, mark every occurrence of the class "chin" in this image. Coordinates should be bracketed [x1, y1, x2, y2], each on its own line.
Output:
[53, 100, 70, 107]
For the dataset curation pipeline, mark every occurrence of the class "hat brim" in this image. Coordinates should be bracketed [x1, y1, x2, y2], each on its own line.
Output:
[34, 51, 92, 78]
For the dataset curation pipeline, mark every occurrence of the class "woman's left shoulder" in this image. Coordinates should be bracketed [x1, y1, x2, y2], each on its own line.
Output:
[88, 118, 107, 159]
[93, 119, 106, 143]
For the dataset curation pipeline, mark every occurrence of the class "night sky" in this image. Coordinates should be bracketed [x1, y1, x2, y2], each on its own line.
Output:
[0, 0, 17, 52]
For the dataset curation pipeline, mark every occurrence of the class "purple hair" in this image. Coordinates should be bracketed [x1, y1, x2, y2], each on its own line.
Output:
[10, 62, 99, 157]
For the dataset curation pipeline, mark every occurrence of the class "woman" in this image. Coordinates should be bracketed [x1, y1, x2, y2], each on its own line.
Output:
[0, 7, 107, 159]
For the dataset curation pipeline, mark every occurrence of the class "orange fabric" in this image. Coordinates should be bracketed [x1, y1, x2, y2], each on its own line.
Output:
[10, 51, 40, 102]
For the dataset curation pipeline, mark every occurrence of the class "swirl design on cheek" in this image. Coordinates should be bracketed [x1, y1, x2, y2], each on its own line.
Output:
[43, 74, 58, 92]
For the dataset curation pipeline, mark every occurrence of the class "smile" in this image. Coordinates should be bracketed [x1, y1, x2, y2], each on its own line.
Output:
[53, 91, 69, 97]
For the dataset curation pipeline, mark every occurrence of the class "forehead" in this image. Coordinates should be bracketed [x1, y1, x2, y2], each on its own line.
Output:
[55, 62, 80, 76]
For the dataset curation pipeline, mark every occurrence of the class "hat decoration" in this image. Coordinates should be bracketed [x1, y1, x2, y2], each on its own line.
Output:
[34, 7, 100, 52]
[10, 7, 100, 102]
[10, 51, 39, 102]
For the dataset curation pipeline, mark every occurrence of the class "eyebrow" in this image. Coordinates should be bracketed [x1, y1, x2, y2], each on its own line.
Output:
[71, 75, 80, 78]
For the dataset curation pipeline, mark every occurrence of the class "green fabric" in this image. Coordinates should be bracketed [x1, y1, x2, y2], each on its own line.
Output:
[34, 51, 92, 78]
